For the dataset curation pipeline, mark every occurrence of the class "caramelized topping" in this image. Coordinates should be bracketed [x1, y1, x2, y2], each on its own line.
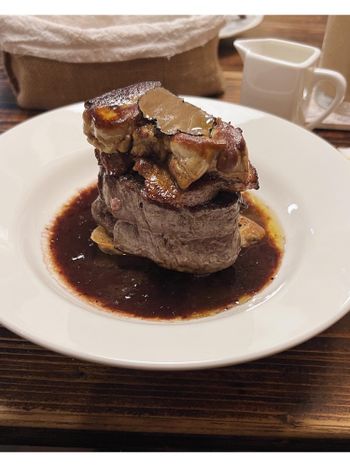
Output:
[133, 159, 180, 204]
[83, 82, 259, 194]
[139, 87, 215, 136]
[85, 81, 161, 110]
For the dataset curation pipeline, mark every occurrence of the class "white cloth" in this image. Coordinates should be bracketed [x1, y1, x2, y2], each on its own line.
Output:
[0, 15, 225, 63]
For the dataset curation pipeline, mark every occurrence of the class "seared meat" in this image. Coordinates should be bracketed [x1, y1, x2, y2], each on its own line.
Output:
[83, 82, 258, 191]
[133, 159, 250, 208]
[132, 159, 180, 206]
[92, 174, 242, 274]
[131, 123, 169, 160]
[166, 121, 257, 190]
[95, 149, 133, 177]
[167, 129, 226, 189]
[91, 214, 266, 256]
[84, 81, 161, 154]
[85, 83, 262, 274]
[91, 196, 115, 236]
[94, 151, 257, 208]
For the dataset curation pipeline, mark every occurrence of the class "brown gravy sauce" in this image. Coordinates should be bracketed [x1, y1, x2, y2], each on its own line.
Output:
[45, 185, 283, 321]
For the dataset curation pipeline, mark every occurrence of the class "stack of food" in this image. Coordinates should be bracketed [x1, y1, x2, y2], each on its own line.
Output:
[83, 81, 263, 274]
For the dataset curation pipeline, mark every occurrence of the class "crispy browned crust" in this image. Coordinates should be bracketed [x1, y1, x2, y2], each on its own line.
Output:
[133, 158, 253, 208]
[247, 163, 259, 190]
[95, 150, 133, 177]
[84, 81, 161, 129]
[84, 81, 161, 111]
[213, 122, 245, 172]
[84, 82, 259, 193]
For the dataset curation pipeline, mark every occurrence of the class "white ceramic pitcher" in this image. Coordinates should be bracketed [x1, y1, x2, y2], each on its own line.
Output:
[235, 38, 347, 129]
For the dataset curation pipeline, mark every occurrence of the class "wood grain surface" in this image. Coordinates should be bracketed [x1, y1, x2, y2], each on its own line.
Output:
[1, 15, 350, 451]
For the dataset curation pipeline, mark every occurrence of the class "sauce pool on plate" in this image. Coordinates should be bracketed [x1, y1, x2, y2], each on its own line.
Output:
[44, 185, 283, 321]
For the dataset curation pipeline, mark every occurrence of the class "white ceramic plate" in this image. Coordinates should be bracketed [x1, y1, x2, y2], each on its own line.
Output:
[219, 15, 263, 40]
[1, 98, 350, 370]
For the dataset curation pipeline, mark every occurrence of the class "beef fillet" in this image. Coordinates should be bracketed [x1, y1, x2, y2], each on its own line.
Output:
[92, 173, 242, 274]
[84, 82, 261, 274]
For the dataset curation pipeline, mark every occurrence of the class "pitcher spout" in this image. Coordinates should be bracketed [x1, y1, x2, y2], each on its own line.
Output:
[234, 39, 268, 62]
[234, 38, 321, 66]
[234, 39, 250, 62]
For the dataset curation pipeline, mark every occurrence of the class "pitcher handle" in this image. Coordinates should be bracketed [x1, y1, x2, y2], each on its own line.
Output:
[306, 68, 346, 130]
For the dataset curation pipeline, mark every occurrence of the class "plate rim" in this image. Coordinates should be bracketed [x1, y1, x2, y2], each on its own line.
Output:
[219, 15, 264, 39]
[1, 99, 350, 370]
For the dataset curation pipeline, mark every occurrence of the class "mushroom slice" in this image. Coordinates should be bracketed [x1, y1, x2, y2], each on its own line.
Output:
[138, 87, 215, 136]
[238, 216, 265, 248]
[91, 226, 124, 255]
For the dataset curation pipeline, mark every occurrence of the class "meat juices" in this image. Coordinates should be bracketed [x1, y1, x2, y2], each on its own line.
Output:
[83, 82, 260, 274]
[47, 185, 282, 320]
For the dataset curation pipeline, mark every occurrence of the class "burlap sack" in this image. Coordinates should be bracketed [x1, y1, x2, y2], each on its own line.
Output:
[0, 15, 226, 109]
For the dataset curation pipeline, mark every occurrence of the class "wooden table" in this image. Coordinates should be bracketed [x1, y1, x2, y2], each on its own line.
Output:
[1, 16, 350, 452]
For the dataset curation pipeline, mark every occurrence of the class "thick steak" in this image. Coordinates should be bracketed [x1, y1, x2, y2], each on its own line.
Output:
[92, 173, 242, 274]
